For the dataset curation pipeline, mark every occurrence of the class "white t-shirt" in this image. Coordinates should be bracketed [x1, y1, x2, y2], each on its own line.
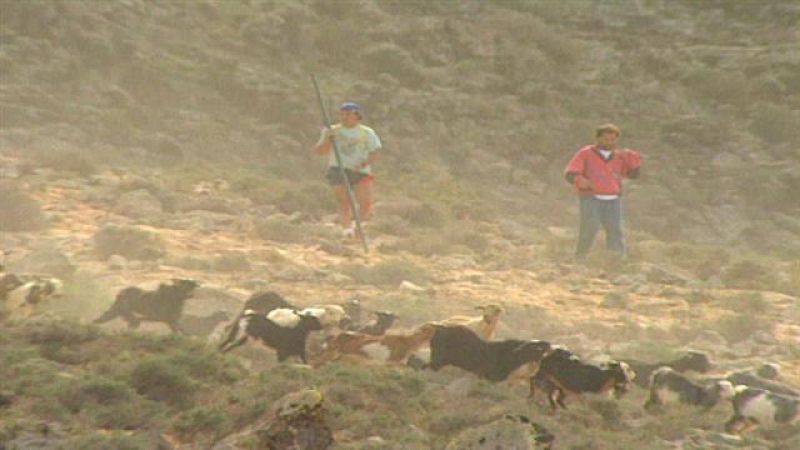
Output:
[320, 124, 381, 174]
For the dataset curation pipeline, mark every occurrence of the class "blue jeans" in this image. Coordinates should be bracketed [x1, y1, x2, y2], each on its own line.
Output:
[575, 196, 625, 258]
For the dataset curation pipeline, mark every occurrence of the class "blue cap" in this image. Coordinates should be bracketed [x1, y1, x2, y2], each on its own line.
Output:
[339, 102, 361, 112]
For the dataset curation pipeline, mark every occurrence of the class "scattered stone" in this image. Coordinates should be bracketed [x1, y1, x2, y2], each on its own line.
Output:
[93, 224, 166, 260]
[107, 254, 127, 270]
[756, 363, 780, 380]
[691, 329, 729, 351]
[318, 240, 356, 257]
[325, 272, 353, 284]
[399, 280, 426, 292]
[366, 436, 386, 445]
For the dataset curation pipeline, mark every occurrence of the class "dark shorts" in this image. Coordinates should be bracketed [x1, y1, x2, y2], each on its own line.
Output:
[326, 167, 373, 187]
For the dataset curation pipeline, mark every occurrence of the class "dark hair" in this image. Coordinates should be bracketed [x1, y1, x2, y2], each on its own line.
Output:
[595, 123, 621, 138]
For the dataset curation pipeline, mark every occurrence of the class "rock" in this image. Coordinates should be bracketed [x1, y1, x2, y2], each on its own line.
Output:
[445, 414, 554, 450]
[107, 254, 127, 270]
[318, 240, 356, 257]
[325, 272, 353, 284]
[213, 389, 333, 450]
[113, 188, 163, 218]
[642, 263, 694, 286]
[756, 363, 780, 380]
[93, 224, 166, 260]
[399, 280, 426, 292]
[366, 436, 386, 445]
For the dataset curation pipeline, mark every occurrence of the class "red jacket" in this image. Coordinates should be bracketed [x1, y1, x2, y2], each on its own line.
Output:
[564, 145, 641, 196]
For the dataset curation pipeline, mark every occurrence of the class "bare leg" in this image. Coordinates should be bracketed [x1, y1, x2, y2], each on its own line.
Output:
[354, 179, 374, 221]
[332, 185, 353, 228]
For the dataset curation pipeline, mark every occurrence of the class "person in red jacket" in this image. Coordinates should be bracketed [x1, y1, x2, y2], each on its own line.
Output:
[564, 124, 641, 259]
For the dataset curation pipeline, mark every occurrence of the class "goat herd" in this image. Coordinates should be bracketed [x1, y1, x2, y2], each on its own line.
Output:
[2, 273, 799, 443]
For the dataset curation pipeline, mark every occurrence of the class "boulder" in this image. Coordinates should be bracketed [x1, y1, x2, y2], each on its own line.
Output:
[106, 254, 127, 270]
[445, 414, 554, 450]
[213, 388, 333, 450]
[93, 224, 166, 261]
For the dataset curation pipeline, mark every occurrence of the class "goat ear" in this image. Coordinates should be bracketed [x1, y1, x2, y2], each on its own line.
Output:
[475, 305, 486, 311]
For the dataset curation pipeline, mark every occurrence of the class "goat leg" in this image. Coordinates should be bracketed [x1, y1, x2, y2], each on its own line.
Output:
[220, 335, 248, 353]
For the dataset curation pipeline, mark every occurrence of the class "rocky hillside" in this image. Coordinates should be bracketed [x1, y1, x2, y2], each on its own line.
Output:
[1, 0, 799, 254]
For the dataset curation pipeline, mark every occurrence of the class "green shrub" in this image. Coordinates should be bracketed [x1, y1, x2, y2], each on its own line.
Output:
[61, 378, 133, 411]
[173, 406, 227, 439]
[361, 43, 424, 85]
[0, 182, 46, 231]
[129, 357, 197, 407]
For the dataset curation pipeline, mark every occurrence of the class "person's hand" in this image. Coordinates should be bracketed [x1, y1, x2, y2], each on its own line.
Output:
[576, 177, 592, 189]
[321, 127, 336, 141]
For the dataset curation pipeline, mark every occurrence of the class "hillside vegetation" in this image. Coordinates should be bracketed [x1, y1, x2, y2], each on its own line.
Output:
[2, 0, 799, 253]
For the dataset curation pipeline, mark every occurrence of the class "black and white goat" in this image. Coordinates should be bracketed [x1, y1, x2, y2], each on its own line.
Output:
[1, 275, 63, 320]
[219, 309, 323, 363]
[725, 386, 800, 434]
[625, 350, 712, 388]
[644, 367, 735, 411]
[218, 290, 295, 350]
[531, 348, 636, 411]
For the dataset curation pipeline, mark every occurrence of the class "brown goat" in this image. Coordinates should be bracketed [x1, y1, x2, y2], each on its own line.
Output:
[431, 304, 504, 340]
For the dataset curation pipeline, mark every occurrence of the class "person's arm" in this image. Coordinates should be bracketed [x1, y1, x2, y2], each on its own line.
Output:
[313, 128, 334, 155]
[620, 149, 641, 179]
[564, 149, 591, 189]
